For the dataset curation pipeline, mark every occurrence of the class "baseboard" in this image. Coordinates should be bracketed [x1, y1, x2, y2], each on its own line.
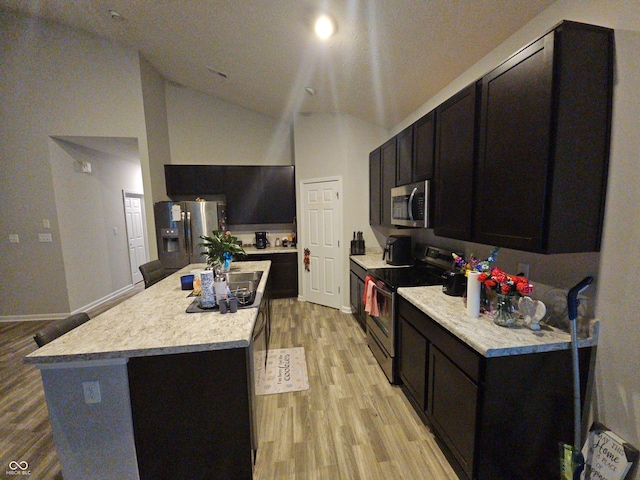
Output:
[0, 284, 135, 322]
[341, 305, 355, 314]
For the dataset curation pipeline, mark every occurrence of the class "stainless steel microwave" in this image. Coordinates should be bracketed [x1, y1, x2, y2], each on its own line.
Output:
[391, 181, 429, 228]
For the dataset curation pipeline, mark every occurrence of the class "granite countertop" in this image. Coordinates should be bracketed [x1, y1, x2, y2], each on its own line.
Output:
[398, 285, 597, 358]
[244, 246, 298, 254]
[350, 250, 410, 270]
[25, 261, 271, 365]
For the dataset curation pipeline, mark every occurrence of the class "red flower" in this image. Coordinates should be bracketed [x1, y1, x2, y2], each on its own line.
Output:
[478, 273, 489, 282]
[500, 284, 512, 294]
[491, 268, 507, 284]
[517, 282, 533, 295]
[484, 279, 497, 288]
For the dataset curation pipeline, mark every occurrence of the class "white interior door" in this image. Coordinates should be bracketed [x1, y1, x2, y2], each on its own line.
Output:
[124, 193, 147, 284]
[302, 178, 342, 309]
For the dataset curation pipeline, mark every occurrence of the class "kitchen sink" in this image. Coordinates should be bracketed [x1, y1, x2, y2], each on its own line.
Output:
[225, 271, 263, 307]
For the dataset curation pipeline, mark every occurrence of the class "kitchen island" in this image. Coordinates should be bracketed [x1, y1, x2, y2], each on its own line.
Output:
[396, 286, 597, 479]
[25, 261, 271, 480]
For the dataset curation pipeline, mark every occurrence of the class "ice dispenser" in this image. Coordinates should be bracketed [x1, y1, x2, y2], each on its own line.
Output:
[161, 228, 180, 253]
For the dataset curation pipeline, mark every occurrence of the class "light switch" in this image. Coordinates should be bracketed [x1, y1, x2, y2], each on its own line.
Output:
[38, 233, 52, 243]
[113, 227, 118, 235]
[9, 234, 19, 244]
[43, 219, 50, 229]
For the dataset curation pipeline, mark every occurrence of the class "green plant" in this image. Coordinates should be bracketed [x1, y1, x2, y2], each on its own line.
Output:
[198, 230, 246, 267]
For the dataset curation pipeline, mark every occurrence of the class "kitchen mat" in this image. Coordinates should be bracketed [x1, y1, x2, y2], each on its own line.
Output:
[254, 347, 309, 395]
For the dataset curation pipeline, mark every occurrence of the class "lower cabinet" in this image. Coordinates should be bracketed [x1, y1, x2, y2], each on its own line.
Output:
[397, 296, 591, 479]
[244, 252, 298, 298]
[349, 259, 367, 330]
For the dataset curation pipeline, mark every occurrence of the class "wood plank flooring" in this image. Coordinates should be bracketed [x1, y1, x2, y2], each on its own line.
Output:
[1, 288, 457, 479]
[253, 299, 457, 479]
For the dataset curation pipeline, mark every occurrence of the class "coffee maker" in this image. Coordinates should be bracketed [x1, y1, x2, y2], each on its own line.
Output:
[255, 231, 268, 249]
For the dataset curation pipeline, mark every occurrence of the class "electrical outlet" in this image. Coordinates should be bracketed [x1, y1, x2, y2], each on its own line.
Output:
[38, 233, 52, 243]
[9, 234, 19, 244]
[82, 381, 101, 404]
[517, 262, 530, 278]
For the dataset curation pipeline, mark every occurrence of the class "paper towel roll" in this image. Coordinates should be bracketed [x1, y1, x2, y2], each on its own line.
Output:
[467, 271, 481, 318]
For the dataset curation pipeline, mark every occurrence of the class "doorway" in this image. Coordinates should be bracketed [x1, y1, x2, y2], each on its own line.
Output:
[123, 191, 148, 284]
[301, 177, 343, 310]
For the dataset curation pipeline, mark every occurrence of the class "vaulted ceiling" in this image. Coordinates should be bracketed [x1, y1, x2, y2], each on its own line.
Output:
[1, 0, 556, 128]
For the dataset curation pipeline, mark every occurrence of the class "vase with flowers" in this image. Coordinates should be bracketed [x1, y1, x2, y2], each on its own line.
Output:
[198, 230, 246, 272]
[452, 247, 500, 312]
[478, 267, 533, 327]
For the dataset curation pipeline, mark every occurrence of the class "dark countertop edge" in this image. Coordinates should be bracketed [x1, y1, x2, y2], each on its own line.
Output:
[25, 340, 251, 366]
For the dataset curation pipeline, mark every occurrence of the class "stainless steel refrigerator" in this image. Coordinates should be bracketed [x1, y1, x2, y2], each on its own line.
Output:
[154, 201, 227, 272]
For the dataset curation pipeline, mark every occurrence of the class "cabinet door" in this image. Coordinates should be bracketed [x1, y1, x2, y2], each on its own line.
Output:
[433, 83, 478, 241]
[413, 111, 435, 181]
[225, 166, 295, 224]
[369, 148, 381, 226]
[196, 166, 225, 194]
[398, 316, 428, 411]
[381, 137, 396, 227]
[474, 34, 554, 251]
[165, 165, 196, 196]
[396, 125, 413, 186]
[428, 345, 477, 479]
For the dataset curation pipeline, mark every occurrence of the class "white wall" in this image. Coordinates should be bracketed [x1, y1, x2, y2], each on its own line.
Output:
[165, 84, 293, 167]
[0, 9, 151, 318]
[49, 139, 144, 311]
[394, 1, 640, 470]
[294, 113, 388, 309]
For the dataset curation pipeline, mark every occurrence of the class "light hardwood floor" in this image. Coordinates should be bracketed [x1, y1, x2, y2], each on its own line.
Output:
[1, 287, 457, 479]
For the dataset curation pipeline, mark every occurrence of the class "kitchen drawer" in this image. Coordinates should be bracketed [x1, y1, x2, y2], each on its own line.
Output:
[398, 296, 482, 383]
[349, 259, 367, 282]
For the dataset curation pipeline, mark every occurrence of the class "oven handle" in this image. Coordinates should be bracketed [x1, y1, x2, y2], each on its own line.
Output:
[372, 282, 393, 300]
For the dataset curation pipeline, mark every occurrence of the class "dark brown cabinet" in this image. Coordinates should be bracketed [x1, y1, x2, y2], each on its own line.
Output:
[413, 110, 435, 181]
[433, 83, 479, 241]
[369, 148, 382, 226]
[381, 137, 397, 227]
[244, 252, 297, 298]
[224, 166, 295, 225]
[397, 296, 593, 479]
[396, 125, 413, 186]
[165, 165, 225, 196]
[475, 21, 613, 253]
[397, 316, 427, 410]
[349, 260, 367, 330]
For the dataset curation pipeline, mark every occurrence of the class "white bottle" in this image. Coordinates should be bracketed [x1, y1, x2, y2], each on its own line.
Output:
[214, 274, 228, 306]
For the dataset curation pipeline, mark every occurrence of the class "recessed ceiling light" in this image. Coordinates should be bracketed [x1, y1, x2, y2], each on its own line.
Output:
[108, 9, 123, 21]
[314, 14, 336, 39]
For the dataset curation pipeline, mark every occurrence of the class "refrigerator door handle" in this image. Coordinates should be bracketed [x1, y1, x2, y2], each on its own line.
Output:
[185, 211, 192, 258]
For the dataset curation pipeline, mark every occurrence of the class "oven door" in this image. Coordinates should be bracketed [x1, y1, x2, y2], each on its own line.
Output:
[366, 283, 395, 356]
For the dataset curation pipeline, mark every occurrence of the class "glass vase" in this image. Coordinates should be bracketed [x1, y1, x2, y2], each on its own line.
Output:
[493, 293, 518, 327]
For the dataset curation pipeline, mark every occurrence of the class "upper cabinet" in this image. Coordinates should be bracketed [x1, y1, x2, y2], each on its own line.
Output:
[433, 83, 479, 241]
[413, 111, 435, 182]
[396, 125, 413, 186]
[225, 166, 295, 225]
[165, 165, 225, 196]
[165, 165, 295, 225]
[474, 21, 613, 253]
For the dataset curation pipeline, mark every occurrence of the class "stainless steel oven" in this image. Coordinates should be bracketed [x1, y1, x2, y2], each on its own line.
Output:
[365, 244, 455, 384]
[365, 279, 395, 382]
[391, 181, 429, 228]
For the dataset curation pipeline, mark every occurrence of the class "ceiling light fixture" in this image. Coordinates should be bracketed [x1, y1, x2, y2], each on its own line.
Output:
[314, 14, 336, 39]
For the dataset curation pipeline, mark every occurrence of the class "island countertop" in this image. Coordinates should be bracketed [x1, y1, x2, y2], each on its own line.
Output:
[398, 285, 597, 358]
[25, 261, 270, 365]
